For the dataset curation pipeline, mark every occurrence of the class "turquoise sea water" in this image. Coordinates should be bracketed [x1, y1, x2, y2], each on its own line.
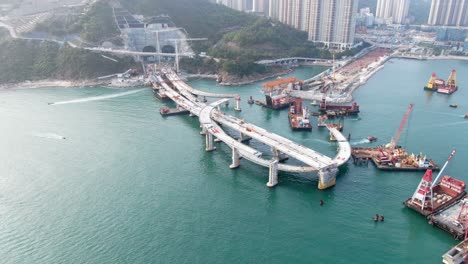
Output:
[0, 60, 468, 263]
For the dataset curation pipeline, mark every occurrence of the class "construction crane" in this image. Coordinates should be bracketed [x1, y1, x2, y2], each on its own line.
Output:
[387, 103, 414, 150]
[446, 69, 457, 88]
[168, 38, 208, 73]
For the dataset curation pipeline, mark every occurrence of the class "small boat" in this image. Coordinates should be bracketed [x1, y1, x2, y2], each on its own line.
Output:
[367, 136, 377, 142]
[449, 104, 458, 108]
[311, 111, 321, 116]
[464, 114, 468, 118]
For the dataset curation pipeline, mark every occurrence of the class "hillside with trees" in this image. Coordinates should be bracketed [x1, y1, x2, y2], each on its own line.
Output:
[0, 29, 137, 83]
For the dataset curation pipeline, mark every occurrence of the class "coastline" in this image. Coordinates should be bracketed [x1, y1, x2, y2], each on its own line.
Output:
[0, 79, 107, 90]
[219, 68, 293, 86]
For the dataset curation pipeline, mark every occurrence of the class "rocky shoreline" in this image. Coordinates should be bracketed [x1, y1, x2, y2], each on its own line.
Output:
[218, 68, 293, 86]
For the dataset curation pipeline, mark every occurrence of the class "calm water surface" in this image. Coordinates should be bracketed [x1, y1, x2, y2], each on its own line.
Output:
[1, 61, 468, 263]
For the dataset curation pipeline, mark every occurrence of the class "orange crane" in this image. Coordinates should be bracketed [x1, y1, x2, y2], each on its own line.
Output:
[262, 77, 297, 93]
[446, 69, 457, 88]
[388, 103, 414, 150]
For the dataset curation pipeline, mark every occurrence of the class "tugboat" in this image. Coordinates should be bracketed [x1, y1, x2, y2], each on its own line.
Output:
[464, 114, 468, 118]
[367, 136, 377, 142]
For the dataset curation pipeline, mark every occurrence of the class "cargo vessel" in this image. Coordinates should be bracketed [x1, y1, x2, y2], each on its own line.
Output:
[318, 98, 359, 116]
[404, 150, 465, 217]
[288, 98, 312, 131]
[437, 70, 458, 95]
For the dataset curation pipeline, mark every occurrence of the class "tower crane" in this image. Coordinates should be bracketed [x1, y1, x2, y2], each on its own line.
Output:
[387, 103, 414, 150]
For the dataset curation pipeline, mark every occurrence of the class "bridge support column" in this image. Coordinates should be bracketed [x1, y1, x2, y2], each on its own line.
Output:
[239, 132, 252, 142]
[205, 132, 216, 152]
[318, 166, 338, 190]
[266, 160, 279, 187]
[271, 147, 288, 162]
[200, 125, 207, 135]
[235, 96, 241, 111]
[229, 148, 240, 169]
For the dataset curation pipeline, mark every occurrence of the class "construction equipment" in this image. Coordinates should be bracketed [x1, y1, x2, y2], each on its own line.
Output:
[387, 103, 414, 150]
[262, 77, 297, 93]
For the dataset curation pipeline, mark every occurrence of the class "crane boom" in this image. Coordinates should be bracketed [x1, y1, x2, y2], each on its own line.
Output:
[389, 103, 413, 149]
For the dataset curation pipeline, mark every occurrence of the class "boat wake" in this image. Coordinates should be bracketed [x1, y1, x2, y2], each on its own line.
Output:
[350, 139, 370, 145]
[49, 88, 145, 105]
[34, 133, 66, 140]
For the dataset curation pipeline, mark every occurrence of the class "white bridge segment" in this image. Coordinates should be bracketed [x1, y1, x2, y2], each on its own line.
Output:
[328, 127, 351, 167]
[156, 69, 351, 177]
[167, 73, 240, 99]
[200, 102, 318, 173]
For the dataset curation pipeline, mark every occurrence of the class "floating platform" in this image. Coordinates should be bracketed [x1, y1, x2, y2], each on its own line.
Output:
[429, 195, 468, 240]
[160, 107, 189, 116]
[442, 238, 468, 263]
[351, 147, 440, 171]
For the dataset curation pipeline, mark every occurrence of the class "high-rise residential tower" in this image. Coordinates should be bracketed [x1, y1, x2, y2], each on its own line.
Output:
[428, 0, 468, 26]
[375, 0, 410, 24]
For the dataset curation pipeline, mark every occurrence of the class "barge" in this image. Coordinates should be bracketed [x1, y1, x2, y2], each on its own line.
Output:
[437, 70, 458, 95]
[318, 98, 359, 116]
[259, 77, 301, 110]
[442, 239, 468, 264]
[351, 147, 439, 171]
[429, 195, 468, 240]
[404, 159, 465, 217]
[288, 98, 312, 131]
[160, 106, 189, 116]
[424, 72, 445, 91]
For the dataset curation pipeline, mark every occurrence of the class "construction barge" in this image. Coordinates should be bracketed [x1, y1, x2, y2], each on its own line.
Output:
[288, 98, 312, 131]
[424, 69, 458, 95]
[442, 238, 468, 264]
[429, 195, 468, 240]
[352, 103, 439, 171]
[318, 98, 360, 116]
[352, 147, 439, 171]
[257, 77, 301, 110]
[151, 80, 170, 101]
[404, 150, 465, 217]
[160, 106, 189, 116]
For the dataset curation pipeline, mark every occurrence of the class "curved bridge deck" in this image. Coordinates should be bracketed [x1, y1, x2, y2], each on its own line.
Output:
[154, 69, 351, 189]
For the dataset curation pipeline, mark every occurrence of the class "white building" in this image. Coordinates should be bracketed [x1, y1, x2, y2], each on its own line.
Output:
[376, 0, 410, 24]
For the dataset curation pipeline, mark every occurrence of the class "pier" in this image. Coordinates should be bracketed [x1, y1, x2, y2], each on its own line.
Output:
[152, 69, 351, 189]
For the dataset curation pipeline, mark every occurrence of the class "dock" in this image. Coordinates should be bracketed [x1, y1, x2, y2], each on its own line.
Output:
[352, 147, 439, 171]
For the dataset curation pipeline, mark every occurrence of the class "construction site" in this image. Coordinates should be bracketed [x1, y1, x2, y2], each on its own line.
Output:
[352, 103, 439, 171]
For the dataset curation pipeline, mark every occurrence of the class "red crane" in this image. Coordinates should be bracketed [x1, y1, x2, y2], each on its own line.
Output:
[388, 103, 414, 150]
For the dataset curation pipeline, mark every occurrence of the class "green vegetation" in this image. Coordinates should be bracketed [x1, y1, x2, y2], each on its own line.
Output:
[0, 29, 137, 83]
[34, 14, 81, 37]
[79, 1, 120, 44]
[120, 0, 255, 51]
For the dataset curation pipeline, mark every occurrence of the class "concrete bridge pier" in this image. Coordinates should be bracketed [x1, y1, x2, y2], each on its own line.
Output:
[318, 165, 338, 190]
[266, 160, 279, 187]
[200, 125, 207, 135]
[229, 148, 240, 169]
[239, 132, 252, 142]
[271, 147, 288, 162]
[205, 132, 216, 152]
[234, 96, 241, 111]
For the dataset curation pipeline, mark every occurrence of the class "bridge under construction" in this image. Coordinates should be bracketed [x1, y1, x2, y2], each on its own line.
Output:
[151, 69, 351, 189]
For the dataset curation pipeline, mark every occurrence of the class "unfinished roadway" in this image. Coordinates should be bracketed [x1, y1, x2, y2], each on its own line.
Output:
[152, 69, 351, 189]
